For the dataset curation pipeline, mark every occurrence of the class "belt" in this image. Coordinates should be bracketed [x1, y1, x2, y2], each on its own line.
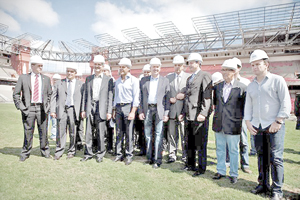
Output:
[148, 104, 157, 107]
[30, 103, 42, 106]
[65, 105, 74, 109]
[117, 103, 130, 106]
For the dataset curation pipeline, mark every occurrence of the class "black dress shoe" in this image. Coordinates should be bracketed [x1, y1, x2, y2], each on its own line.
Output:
[229, 176, 238, 184]
[192, 170, 204, 177]
[19, 157, 28, 162]
[80, 157, 92, 162]
[181, 165, 196, 171]
[125, 158, 133, 165]
[212, 173, 226, 180]
[152, 163, 160, 169]
[251, 185, 270, 195]
[167, 158, 175, 163]
[96, 158, 103, 163]
[144, 160, 154, 165]
[53, 156, 61, 160]
[66, 154, 74, 159]
[114, 157, 123, 162]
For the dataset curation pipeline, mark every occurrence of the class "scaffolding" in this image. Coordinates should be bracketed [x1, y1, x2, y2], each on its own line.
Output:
[0, 2, 299, 62]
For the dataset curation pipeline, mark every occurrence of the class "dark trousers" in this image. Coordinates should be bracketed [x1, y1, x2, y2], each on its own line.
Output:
[55, 106, 77, 157]
[76, 117, 84, 150]
[115, 104, 134, 159]
[135, 118, 146, 154]
[106, 120, 114, 151]
[254, 124, 285, 195]
[21, 104, 50, 158]
[84, 102, 106, 159]
[186, 119, 209, 173]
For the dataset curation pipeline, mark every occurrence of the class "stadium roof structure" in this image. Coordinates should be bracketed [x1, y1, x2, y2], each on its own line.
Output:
[0, 2, 299, 62]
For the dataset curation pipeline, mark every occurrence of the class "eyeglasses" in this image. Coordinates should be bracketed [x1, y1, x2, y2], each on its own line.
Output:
[221, 69, 235, 72]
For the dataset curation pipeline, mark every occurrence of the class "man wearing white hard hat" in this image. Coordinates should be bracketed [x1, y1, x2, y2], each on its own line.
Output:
[135, 64, 151, 156]
[50, 65, 84, 160]
[80, 55, 113, 163]
[178, 52, 212, 177]
[212, 59, 247, 184]
[113, 57, 139, 165]
[211, 72, 223, 86]
[139, 57, 170, 169]
[165, 55, 190, 163]
[245, 50, 291, 199]
[231, 57, 253, 174]
[102, 63, 115, 154]
[13, 55, 52, 161]
[49, 73, 61, 141]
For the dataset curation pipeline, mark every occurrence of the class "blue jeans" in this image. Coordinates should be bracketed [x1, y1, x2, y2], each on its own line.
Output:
[215, 131, 240, 177]
[254, 124, 285, 195]
[144, 107, 164, 165]
[240, 119, 250, 168]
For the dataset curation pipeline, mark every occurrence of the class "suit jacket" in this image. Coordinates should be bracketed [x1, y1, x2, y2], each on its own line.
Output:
[212, 80, 247, 135]
[82, 74, 113, 120]
[166, 71, 190, 119]
[182, 70, 212, 121]
[139, 75, 170, 120]
[13, 73, 52, 115]
[50, 78, 84, 121]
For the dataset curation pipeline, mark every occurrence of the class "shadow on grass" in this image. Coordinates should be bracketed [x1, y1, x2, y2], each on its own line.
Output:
[284, 148, 300, 155]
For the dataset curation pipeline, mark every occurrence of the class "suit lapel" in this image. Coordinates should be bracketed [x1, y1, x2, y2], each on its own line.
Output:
[145, 76, 150, 95]
[27, 73, 32, 92]
[100, 74, 106, 93]
[62, 79, 67, 94]
[226, 80, 238, 102]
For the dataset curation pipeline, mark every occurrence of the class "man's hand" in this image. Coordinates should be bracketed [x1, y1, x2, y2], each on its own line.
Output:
[50, 112, 56, 118]
[128, 112, 135, 120]
[81, 111, 86, 119]
[107, 113, 112, 121]
[176, 93, 185, 100]
[269, 122, 281, 133]
[139, 113, 145, 120]
[112, 110, 116, 119]
[170, 97, 177, 104]
[197, 114, 206, 122]
[163, 116, 169, 122]
[246, 120, 257, 135]
[178, 114, 184, 122]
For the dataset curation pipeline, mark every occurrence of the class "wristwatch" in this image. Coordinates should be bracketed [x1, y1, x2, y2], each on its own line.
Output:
[275, 120, 283, 125]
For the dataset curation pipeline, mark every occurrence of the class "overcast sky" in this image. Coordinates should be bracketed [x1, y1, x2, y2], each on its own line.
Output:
[0, 0, 295, 49]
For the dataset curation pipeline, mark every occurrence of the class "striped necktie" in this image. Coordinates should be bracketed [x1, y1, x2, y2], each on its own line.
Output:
[33, 74, 39, 102]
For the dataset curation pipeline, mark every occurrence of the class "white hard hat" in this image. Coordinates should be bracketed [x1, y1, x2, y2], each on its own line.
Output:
[142, 64, 151, 71]
[103, 64, 111, 71]
[118, 58, 132, 67]
[222, 59, 237, 71]
[173, 55, 184, 64]
[93, 55, 105, 63]
[249, 49, 269, 63]
[232, 57, 242, 68]
[212, 72, 223, 84]
[187, 53, 203, 63]
[52, 73, 61, 80]
[30, 55, 43, 65]
[66, 65, 77, 72]
[149, 57, 161, 66]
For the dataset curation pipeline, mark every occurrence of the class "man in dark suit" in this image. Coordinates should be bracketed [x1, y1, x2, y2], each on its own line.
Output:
[178, 53, 212, 176]
[139, 57, 170, 169]
[13, 55, 52, 161]
[166, 55, 190, 163]
[81, 55, 113, 163]
[50, 66, 84, 160]
[212, 59, 247, 184]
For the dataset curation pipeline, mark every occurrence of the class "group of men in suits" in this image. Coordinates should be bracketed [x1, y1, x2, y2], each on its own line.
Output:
[13, 50, 291, 199]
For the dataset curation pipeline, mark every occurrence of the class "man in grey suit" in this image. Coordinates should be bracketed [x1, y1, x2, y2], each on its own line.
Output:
[139, 57, 170, 169]
[81, 55, 113, 163]
[50, 66, 84, 160]
[13, 55, 52, 161]
[178, 53, 212, 177]
[166, 55, 190, 163]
